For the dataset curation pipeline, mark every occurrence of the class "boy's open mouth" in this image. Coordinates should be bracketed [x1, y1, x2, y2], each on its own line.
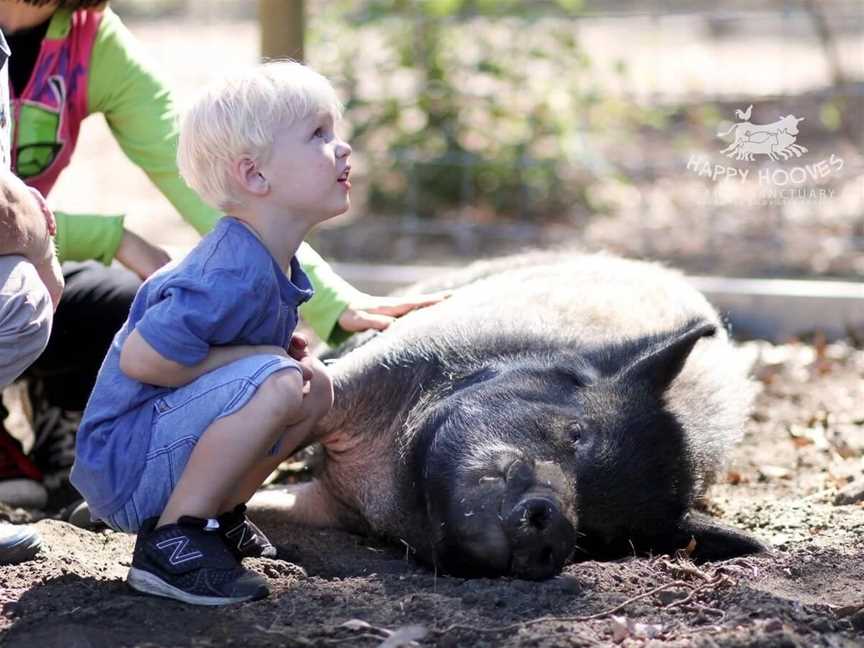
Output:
[337, 166, 351, 185]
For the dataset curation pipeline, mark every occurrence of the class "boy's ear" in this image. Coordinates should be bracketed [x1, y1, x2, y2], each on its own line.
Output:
[233, 156, 269, 196]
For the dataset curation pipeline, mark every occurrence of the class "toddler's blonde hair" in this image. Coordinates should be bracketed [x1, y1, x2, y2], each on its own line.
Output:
[177, 60, 343, 210]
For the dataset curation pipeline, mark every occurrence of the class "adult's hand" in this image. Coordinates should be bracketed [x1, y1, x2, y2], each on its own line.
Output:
[23, 188, 63, 310]
[115, 229, 171, 280]
[23, 186, 63, 309]
[337, 291, 451, 333]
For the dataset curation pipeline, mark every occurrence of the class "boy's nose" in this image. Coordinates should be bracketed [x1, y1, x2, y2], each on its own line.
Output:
[336, 139, 352, 158]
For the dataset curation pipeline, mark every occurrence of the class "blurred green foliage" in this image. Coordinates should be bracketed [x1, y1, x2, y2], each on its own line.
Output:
[310, 0, 655, 222]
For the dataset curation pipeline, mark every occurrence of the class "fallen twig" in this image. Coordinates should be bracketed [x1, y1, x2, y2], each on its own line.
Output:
[657, 557, 713, 582]
[692, 602, 727, 619]
[662, 574, 733, 610]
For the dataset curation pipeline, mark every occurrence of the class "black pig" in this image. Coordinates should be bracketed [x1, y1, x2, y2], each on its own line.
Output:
[281, 252, 767, 579]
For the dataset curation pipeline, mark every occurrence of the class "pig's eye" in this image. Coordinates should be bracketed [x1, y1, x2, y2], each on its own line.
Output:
[569, 423, 585, 444]
[556, 368, 587, 387]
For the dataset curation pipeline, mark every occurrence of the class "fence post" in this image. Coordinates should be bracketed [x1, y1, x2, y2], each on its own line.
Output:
[259, 0, 305, 62]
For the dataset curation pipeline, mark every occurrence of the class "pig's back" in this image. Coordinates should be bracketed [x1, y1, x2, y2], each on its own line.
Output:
[386, 252, 723, 348]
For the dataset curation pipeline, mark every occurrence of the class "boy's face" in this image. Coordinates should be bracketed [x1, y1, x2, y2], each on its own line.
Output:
[259, 111, 352, 223]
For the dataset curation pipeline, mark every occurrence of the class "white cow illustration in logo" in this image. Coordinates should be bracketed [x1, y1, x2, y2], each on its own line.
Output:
[718, 112, 808, 161]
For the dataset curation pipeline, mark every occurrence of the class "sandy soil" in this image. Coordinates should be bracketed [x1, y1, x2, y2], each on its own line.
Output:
[1, 339, 863, 648]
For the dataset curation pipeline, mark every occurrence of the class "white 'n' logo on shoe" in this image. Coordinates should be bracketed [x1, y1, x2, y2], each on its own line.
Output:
[224, 523, 257, 550]
[156, 536, 203, 566]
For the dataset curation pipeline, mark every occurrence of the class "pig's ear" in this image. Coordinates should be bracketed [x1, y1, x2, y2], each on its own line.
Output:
[675, 511, 770, 561]
[620, 320, 716, 395]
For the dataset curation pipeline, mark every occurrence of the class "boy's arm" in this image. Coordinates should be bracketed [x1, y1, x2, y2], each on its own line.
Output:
[120, 328, 287, 388]
[130, 269, 289, 386]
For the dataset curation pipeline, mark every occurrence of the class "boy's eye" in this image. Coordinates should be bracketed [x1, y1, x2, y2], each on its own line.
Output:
[313, 127, 325, 139]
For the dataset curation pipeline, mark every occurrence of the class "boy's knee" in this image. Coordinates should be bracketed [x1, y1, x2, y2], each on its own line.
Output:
[257, 367, 305, 423]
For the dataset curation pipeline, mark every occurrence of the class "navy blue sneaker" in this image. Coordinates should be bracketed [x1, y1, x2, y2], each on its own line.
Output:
[127, 516, 269, 606]
[217, 504, 276, 560]
[0, 522, 41, 564]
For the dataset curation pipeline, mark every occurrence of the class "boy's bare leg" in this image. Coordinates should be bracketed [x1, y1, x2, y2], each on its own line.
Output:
[157, 368, 304, 527]
[221, 357, 333, 511]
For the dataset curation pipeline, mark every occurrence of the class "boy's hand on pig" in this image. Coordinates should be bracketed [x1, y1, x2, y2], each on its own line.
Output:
[337, 291, 451, 333]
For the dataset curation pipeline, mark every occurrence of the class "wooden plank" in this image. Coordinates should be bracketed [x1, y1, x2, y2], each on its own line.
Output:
[259, 0, 305, 61]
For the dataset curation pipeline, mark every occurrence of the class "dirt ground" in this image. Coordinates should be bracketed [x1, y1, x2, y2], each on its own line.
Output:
[1, 339, 863, 648]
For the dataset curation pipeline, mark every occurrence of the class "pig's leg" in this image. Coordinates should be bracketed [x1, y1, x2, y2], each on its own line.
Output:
[272, 479, 356, 529]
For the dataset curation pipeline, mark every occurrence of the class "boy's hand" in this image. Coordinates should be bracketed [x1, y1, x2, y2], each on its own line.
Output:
[287, 334, 313, 381]
[298, 356, 316, 391]
[263, 335, 313, 382]
[337, 291, 451, 333]
[287, 333, 310, 361]
[115, 229, 171, 280]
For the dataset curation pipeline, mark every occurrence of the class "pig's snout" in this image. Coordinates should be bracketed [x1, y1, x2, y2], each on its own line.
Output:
[505, 495, 576, 580]
[500, 460, 576, 580]
[428, 452, 576, 579]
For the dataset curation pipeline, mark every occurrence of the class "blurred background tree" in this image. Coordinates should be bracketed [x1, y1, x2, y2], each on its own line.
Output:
[310, 0, 644, 224]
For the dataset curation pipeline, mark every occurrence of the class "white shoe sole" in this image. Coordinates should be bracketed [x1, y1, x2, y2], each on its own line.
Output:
[126, 567, 264, 606]
[0, 525, 42, 565]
